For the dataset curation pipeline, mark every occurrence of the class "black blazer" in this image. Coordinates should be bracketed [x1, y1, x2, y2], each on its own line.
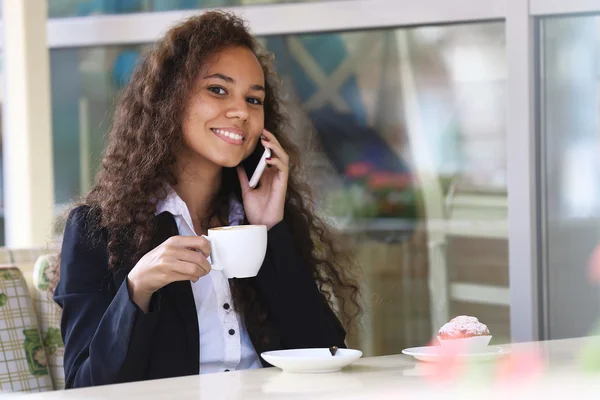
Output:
[54, 206, 346, 388]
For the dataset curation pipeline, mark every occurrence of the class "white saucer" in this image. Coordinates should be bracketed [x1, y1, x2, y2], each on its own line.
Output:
[261, 348, 363, 373]
[402, 345, 510, 363]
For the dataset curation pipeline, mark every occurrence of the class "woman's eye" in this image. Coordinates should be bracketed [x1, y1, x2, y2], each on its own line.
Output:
[247, 97, 263, 106]
[208, 86, 226, 95]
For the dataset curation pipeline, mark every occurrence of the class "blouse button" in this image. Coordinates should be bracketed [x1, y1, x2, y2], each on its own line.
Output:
[223, 303, 230, 310]
[228, 329, 235, 335]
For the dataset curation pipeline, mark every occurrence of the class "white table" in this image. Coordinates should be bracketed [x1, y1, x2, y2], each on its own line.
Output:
[8, 337, 600, 399]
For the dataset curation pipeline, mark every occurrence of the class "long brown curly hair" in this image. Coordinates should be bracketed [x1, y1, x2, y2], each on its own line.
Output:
[64, 11, 361, 342]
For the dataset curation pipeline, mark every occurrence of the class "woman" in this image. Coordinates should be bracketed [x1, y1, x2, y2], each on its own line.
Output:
[54, 11, 360, 388]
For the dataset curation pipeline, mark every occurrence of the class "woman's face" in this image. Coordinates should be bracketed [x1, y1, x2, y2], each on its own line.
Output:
[180, 45, 266, 170]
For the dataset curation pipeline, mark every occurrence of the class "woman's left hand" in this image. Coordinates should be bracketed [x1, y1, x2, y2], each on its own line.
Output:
[237, 129, 289, 230]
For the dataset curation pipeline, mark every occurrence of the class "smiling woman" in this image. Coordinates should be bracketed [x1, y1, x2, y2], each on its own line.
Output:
[51, 11, 361, 389]
[178, 46, 266, 170]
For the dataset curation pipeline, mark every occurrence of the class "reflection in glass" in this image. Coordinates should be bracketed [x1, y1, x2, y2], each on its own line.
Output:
[50, 45, 148, 205]
[540, 15, 600, 340]
[49, 22, 507, 356]
[266, 24, 508, 354]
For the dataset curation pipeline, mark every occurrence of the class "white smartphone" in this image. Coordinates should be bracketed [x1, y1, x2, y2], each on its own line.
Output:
[241, 141, 271, 189]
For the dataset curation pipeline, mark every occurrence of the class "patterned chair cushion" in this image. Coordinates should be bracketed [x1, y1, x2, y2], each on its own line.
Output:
[0, 266, 53, 393]
[4, 247, 58, 299]
[32, 255, 64, 390]
[0, 246, 58, 301]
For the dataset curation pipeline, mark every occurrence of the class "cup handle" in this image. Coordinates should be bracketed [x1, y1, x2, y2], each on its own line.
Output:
[201, 235, 222, 271]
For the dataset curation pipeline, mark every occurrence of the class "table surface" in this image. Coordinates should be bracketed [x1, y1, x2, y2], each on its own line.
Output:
[7, 337, 600, 399]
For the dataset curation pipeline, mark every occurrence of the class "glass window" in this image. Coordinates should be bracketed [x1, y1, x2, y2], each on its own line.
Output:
[50, 45, 148, 205]
[50, 22, 507, 355]
[539, 14, 600, 340]
[48, 0, 328, 18]
[265, 24, 507, 354]
[0, 51, 4, 245]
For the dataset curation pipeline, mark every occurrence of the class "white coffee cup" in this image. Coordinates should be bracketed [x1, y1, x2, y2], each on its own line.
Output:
[202, 225, 267, 278]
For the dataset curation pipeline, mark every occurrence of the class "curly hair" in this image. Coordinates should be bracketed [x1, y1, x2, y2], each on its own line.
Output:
[62, 11, 361, 342]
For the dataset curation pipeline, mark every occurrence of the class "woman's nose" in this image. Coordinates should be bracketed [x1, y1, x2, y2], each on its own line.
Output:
[225, 98, 249, 121]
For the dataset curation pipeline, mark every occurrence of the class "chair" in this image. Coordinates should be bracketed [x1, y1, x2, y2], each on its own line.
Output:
[32, 255, 64, 390]
[0, 265, 53, 393]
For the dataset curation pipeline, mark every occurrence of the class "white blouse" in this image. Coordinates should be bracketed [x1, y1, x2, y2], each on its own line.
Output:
[155, 188, 262, 374]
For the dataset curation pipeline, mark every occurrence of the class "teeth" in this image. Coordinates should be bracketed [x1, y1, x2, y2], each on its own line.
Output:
[214, 129, 243, 141]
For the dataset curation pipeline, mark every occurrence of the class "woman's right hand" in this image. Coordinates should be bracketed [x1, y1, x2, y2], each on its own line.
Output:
[127, 236, 212, 312]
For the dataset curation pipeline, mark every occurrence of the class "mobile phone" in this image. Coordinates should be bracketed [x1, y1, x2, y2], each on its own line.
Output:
[241, 140, 271, 189]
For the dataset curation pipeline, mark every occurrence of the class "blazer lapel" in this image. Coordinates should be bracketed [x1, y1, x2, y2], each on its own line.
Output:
[153, 212, 200, 372]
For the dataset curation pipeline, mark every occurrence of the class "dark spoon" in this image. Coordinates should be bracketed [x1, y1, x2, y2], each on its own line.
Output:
[329, 346, 338, 356]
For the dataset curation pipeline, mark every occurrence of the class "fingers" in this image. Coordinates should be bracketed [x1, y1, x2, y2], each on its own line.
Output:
[261, 128, 279, 143]
[166, 268, 205, 284]
[261, 129, 289, 166]
[172, 246, 211, 268]
[172, 260, 211, 282]
[166, 235, 211, 256]
[163, 236, 212, 281]
[265, 157, 287, 173]
[158, 246, 211, 283]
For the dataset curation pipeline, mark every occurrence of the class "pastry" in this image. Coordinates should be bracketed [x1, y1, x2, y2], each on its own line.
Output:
[436, 316, 492, 351]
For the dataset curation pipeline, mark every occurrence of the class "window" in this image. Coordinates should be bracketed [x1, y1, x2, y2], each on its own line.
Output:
[49, 21, 508, 355]
[539, 14, 600, 340]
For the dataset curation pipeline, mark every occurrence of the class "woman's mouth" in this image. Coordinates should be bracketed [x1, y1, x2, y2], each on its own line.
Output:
[211, 128, 244, 144]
